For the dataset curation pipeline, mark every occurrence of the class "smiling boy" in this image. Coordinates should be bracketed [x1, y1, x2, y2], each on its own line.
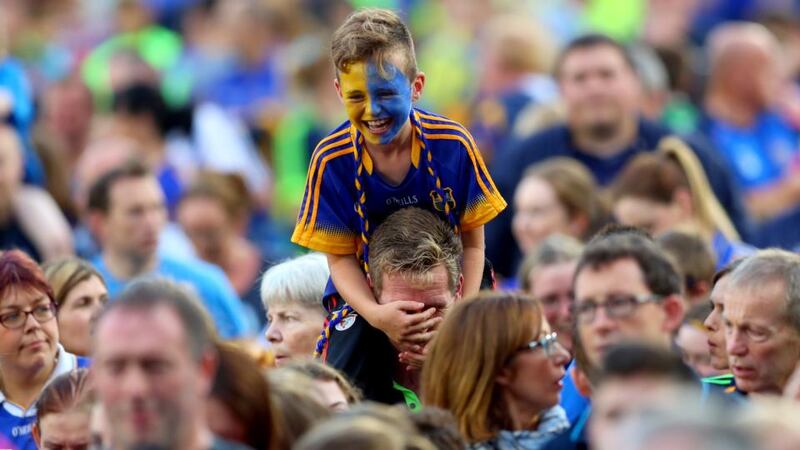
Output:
[291, 9, 505, 379]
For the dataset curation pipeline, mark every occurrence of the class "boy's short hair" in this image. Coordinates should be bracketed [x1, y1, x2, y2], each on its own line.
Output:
[331, 8, 418, 81]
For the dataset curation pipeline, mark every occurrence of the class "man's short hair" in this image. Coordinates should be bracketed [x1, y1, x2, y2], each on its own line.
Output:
[87, 159, 152, 213]
[727, 249, 800, 332]
[518, 233, 584, 292]
[554, 33, 637, 79]
[598, 342, 696, 385]
[575, 231, 683, 298]
[712, 257, 744, 286]
[368, 208, 462, 297]
[656, 231, 715, 295]
[97, 278, 216, 361]
[260, 253, 328, 313]
[330, 8, 418, 81]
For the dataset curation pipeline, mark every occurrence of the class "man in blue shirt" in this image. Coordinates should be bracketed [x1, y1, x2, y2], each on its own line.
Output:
[702, 22, 800, 220]
[546, 229, 686, 449]
[487, 34, 748, 278]
[86, 160, 251, 338]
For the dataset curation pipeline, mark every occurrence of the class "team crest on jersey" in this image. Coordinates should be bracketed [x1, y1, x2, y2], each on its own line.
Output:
[335, 314, 358, 331]
[430, 187, 456, 212]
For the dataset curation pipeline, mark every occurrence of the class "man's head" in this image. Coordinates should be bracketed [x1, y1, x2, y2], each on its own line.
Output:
[573, 231, 685, 372]
[87, 160, 166, 265]
[331, 8, 424, 145]
[702, 259, 743, 372]
[656, 231, 716, 306]
[0, 125, 23, 215]
[518, 233, 584, 352]
[707, 22, 783, 112]
[368, 208, 463, 316]
[589, 343, 697, 450]
[554, 34, 642, 144]
[723, 249, 800, 394]
[92, 278, 218, 450]
[262, 253, 329, 366]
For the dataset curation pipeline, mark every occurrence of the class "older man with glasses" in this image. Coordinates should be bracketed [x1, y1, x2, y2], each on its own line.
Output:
[544, 228, 686, 450]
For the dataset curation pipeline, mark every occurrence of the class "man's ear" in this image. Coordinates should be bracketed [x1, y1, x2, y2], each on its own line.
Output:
[32, 422, 41, 448]
[573, 365, 593, 397]
[366, 273, 374, 290]
[411, 72, 425, 103]
[455, 273, 464, 301]
[662, 294, 686, 334]
[495, 365, 513, 388]
[198, 349, 219, 397]
[86, 210, 106, 244]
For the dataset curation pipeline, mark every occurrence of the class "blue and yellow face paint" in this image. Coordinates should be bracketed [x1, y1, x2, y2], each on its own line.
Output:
[338, 60, 414, 145]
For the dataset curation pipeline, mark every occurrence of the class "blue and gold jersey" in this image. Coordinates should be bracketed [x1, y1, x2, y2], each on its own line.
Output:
[292, 108, 506, 255]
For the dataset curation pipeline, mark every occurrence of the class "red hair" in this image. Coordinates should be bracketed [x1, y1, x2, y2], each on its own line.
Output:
[0, 250, 55, 304]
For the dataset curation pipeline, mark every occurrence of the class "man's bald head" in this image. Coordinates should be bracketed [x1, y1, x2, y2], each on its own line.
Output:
[706, 22, 783, 109]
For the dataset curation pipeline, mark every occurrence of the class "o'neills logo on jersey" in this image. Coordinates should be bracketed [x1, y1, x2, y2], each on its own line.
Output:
[385, 195, 419, 207]
[430, 187, 456, 212]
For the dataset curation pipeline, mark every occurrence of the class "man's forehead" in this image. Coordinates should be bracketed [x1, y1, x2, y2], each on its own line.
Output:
[561, 45, 631, 73]
[724, 281, 786, 318]
[96, 306, 188, 352]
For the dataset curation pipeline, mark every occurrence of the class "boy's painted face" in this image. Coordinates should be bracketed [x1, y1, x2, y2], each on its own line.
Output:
[337, 61, 415, 145]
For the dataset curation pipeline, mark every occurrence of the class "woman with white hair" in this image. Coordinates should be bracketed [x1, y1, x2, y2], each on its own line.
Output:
[262, 253, 329, 366]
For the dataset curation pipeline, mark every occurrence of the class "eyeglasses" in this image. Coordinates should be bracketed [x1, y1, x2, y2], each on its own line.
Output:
[523, 332, 562, 358]
[0, 303, 56, 329]
[573, 294, 663, 324]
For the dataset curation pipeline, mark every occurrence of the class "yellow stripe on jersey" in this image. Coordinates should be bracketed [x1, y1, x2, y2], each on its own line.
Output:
[421, 130, 507, 214]
[417, 112, 504, 202]
[302, 146, 356, 243]
[419, 113, 507, 211]
[295, 136, 352, 236]
[295, 225, 358, 255]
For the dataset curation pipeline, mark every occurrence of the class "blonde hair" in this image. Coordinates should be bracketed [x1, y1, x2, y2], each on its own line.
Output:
[368, 208, 462, 297]
[482, 15, 556, 74]
[611, 137, 739, 241]
[421, 292, 543, 443]
[520, 157, 607, 240]
[43, 257, 107, 309]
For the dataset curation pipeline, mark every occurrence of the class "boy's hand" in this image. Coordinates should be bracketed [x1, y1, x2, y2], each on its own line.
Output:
[365, 301, 436, 345]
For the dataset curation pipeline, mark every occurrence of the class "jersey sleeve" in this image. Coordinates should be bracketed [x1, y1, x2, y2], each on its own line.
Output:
[291, 141, 360, 255]
[456, 126, 507, 232]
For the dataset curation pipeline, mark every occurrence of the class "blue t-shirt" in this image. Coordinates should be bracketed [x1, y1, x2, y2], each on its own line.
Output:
[703, 111, 800, 192]
[560, 360, 590, 425]
[92, 255, 252, 339]
[292, 108, 506, 255]
[0, 347, 85, 450]
[487, 118, 750, 277]
[0, 58, 45, 186]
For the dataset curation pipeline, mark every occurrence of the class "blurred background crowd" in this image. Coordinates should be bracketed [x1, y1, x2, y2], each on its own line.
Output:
[2, 0, 800, 449]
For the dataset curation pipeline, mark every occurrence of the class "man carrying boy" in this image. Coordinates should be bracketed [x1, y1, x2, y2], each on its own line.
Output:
[291, 9, 505, 382]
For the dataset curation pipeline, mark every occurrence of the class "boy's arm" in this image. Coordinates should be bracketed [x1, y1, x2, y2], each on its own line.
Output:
[461, 225, 486, 298]
[327, 253, 436, 344]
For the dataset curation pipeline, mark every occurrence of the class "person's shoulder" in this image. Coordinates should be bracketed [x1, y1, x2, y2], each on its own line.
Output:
[415, 108, 476, 142]
[307, 121, 356, 174]
[158, 256, 229, 286]
[507, 122, 573, 158]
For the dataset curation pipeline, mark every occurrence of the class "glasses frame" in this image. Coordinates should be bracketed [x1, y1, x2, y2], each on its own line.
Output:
[573, 294, 664, 324]
[0, 302, 57, 330]
[524, 332, 561, 358]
